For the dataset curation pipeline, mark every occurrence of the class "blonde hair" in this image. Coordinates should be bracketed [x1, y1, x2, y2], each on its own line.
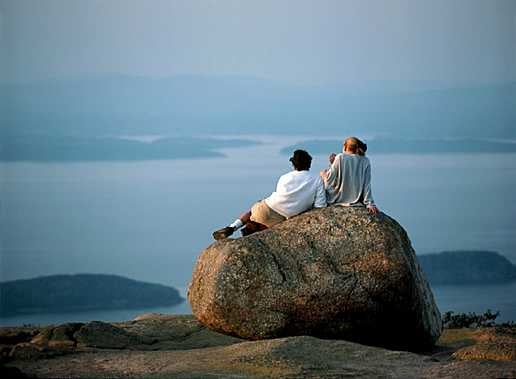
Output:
[343, 137, 367, 156]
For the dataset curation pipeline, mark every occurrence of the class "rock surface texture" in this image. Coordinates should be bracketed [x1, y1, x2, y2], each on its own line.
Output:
[189, 206, 442, 350]
[2, 315, 514, 378]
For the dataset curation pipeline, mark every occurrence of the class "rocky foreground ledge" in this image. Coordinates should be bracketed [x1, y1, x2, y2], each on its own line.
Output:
[1, 314, 515, 378]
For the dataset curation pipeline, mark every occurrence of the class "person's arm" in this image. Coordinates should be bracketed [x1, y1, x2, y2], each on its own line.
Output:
[363, 161, 379, 214]
[321, 153, 340, 187]
[313, 176, 327, 208]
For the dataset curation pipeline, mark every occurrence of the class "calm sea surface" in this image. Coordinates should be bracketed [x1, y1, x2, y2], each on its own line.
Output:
[1, 135, 515, 326]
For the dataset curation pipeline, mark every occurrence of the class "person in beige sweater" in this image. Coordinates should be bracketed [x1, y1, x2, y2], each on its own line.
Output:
[320, 136, 379, 214]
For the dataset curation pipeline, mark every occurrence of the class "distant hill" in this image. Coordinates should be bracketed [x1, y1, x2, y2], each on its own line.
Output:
[280, 138, 516, 155]
[0, 274, 184, 317]
[419, 251, 516, 285]
[0, 135, 257, 162]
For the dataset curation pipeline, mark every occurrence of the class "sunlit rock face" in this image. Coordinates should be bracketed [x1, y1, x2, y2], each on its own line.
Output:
[188, 205, 442, 351]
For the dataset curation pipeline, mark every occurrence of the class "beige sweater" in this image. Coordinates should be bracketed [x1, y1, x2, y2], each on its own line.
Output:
[323, 153, 375, 206]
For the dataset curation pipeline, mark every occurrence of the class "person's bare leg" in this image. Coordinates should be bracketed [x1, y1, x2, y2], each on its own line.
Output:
[212, 210, 251, 240]
[238, 211, 251, 224]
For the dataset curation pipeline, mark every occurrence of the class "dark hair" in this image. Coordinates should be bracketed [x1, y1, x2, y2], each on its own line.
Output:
[289, 149, 312, 171]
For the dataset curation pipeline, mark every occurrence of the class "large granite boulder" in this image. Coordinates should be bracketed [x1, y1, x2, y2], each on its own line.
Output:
[188, 206, 442, 350]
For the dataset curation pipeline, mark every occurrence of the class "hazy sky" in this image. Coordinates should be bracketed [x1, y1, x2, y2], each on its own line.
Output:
[1, 0, 515, 85]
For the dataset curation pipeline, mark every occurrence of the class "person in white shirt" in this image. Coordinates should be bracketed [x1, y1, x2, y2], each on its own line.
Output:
[320, 136, 379, 214]
[212, 149, 327, 240]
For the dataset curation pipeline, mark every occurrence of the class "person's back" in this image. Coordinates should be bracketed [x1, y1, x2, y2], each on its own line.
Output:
[265, 170, 326, 218]
[322, 137, 379, 214]
[325, 153, 373, 206]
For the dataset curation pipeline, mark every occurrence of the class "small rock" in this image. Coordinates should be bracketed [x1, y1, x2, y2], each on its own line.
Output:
[0, 328, 39, 345]
[50, 323, 84, 342]
[438, 326, 516, 362]
[133, 313, 166, 321]
[119, 314, 242, 350]
[0, 344, 13, 363]
[9, 343, 47, 361]
[47, 340, 76, 350]
[453, 342, 516, 361]
[451, 327, 516, 362]
[29, 328, 52, 346]
[74, 321, 152, 349]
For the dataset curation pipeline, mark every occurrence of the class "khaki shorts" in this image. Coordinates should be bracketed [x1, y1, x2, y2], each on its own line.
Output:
[250, 200, 286, 228]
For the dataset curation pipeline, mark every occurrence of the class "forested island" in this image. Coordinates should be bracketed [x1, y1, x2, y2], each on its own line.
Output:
[0, 274, 184, 317]
[281, 138, 516, 155]
[0, 135, 257, 162]
[419, 251, 516, 285]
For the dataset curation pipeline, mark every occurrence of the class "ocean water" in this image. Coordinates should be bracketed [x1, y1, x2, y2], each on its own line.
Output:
[1, 135, 515, 326]
[1, 282, 515, 327]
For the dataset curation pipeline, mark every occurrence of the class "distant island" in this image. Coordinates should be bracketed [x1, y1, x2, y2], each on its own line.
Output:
[419, 251, 516, 285]
[280, 138, 516, 155]
[0, 274, 184, 317]
[0, 135, 258, 162]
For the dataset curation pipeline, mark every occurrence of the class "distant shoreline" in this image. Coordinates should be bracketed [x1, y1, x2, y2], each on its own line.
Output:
[0, 136, 259, 162]
[3, 135, 516, 163]
[280, 138, 516, 156]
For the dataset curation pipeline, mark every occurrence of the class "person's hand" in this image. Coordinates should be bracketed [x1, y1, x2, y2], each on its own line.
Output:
[367, 204, 379, 214]
[320, 170, 328, 179]
[329, 153, 336, 164]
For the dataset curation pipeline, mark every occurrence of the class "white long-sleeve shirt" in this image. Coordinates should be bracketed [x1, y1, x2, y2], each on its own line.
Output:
[323, 153, 375, 206]
[265, 170, 327, 218]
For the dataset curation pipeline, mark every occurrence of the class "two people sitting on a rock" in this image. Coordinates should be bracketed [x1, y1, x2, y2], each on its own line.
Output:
[212, 136, 379, 240]
[212, 149, 326, 240]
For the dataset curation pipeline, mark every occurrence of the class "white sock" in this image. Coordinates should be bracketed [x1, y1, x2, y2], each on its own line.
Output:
[229, 219, 244, 229]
